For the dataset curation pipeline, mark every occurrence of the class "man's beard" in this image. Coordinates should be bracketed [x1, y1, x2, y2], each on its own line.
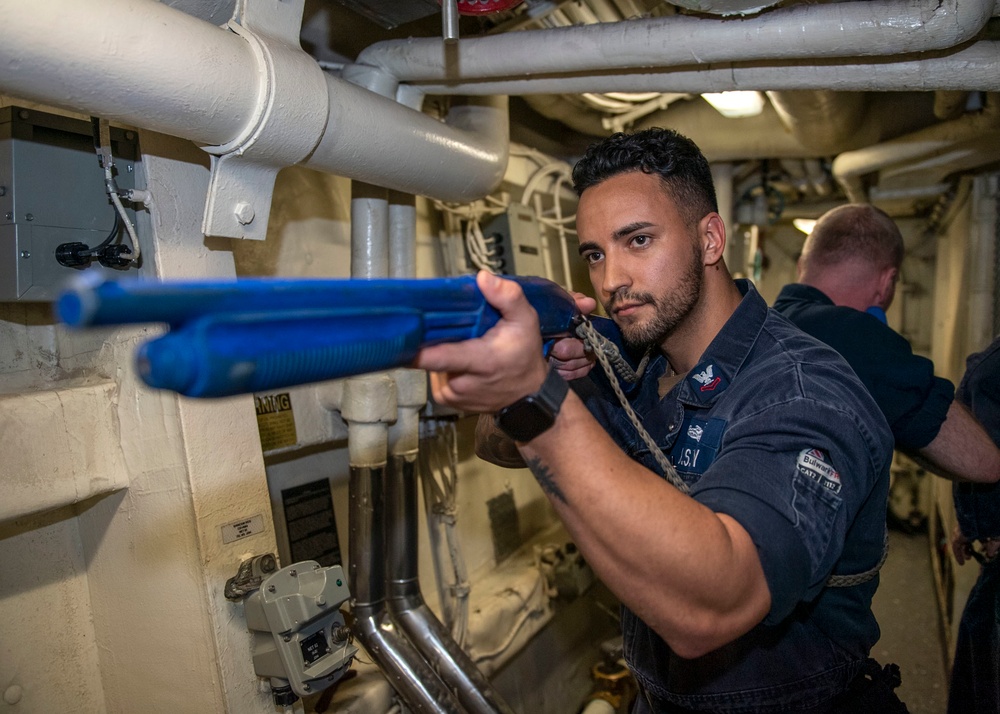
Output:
[606, 245, 703, 351]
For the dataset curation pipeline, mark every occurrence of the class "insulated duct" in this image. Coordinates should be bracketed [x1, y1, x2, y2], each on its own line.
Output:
[414, 42, 1000, 97]
[0, 0, 509, 206]
[832, 97, 1000, 201]
[356, 0, 993, 84]
[522, 96, 811, 159]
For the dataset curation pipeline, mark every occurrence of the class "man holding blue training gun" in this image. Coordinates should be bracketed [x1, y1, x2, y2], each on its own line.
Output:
[416, 129, 906, 713]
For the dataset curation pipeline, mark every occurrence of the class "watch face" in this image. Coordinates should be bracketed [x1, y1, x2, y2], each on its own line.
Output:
[496, 396, 555, 443]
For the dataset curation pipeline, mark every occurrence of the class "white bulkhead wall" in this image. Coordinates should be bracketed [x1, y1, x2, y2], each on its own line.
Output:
[0, 108, 574, 711]
[0, 123, 279, 712]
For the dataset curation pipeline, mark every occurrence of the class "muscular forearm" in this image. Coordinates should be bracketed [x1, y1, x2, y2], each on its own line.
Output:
[518, 392, 771, 659]
[915, 401, 1000, 483]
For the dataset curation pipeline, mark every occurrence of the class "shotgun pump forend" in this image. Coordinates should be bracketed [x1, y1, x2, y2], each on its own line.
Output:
[55, 274, 582, 398]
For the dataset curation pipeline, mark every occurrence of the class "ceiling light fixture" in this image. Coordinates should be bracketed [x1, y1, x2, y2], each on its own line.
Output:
[702, 91, 765, 118]
[793, 218, 817, 235]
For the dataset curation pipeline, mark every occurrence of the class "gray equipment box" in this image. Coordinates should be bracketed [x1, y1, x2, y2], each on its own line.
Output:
[481, 202, 548, 278]
[0, 107, 139, 302]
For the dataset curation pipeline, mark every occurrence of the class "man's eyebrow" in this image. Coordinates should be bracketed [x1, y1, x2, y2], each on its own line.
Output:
[613, 221, 655, 239]
[578, 222, 655, 256]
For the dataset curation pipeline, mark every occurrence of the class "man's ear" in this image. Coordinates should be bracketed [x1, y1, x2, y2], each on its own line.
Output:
[874, 266, 898, 308]
[700, 213, 726, 266]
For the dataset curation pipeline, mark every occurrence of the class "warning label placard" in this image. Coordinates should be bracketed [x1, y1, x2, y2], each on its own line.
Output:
[255, 392, 297, 452]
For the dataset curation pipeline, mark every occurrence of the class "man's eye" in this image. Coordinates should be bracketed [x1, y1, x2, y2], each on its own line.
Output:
[584, 251, 603, 265]
[632, 234, 650, 247]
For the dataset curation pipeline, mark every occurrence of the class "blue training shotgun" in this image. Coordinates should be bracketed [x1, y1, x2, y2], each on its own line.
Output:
[55, 274, 582, 398]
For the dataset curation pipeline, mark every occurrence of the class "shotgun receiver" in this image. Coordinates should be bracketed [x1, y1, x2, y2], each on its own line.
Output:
[56, 274, 581, 398]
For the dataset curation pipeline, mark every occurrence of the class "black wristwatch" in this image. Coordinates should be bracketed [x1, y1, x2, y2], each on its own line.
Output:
[494, 368, 569, 443]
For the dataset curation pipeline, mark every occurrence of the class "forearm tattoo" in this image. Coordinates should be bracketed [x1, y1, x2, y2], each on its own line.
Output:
[526, 456, 568, 505]
[475, 414, 527, 468]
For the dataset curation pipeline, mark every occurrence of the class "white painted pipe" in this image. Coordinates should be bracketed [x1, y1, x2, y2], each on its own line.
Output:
[832, 100, 1000, 201]
[357, 0, 992, 83]
[0, 0, 509, 204]
[351, 184, 390, 279]
[412, 42, 1000, 96]
[305, 82, 509, 202]
[0, 0, 258, 146]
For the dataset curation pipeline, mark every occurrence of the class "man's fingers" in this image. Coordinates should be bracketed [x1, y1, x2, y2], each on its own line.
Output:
[414, 341, 481, 374]
[477, 270, 540, 327]
[570, 291, 598, 315]
[549, 337, 587, 361]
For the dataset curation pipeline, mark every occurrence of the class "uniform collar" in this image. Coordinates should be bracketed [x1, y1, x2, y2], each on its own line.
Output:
[676, 279, 767, 407]
[775, 282, 835, 306]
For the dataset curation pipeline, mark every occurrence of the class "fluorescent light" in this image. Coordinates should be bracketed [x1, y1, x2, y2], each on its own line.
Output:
[702, 91, 765, 118]
[793, 218, 817, 235]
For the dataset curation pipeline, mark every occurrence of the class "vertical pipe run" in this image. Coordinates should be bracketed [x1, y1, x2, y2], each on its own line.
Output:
[352, 183, 391, 278]
[385, 194, 515, 713]
[349, 462, 463, 714]
[389, 192, 418, 279]
[442, 0, 460, 43]
[346, 186, 461, 712]
[386, 449, 516, 714]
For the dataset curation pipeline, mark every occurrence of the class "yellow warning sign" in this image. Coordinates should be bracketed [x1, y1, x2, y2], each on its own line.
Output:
[255, 392, 297, 452]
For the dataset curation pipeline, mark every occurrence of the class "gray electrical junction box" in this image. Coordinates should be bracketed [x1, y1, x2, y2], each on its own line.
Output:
[0, 106, 138, 302]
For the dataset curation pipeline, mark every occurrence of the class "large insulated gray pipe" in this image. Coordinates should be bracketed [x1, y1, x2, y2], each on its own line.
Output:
[0, 0, 508, 204]
[412, 42, 1000, 97]
[357, 0, 993, 83]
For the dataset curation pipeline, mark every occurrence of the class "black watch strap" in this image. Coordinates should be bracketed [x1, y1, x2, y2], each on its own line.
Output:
[494, 368, 569, 443]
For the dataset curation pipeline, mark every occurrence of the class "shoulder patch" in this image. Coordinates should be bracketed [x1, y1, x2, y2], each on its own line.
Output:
[796, 448, 842, 493]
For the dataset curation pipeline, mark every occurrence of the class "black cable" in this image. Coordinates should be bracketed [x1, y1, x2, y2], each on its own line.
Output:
[94, 209, 122, 250]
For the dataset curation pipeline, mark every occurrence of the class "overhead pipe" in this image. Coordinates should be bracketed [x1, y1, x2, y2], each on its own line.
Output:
[412, 42, 1000, 97]
[832, 96, 1000, 201]
[765, 91, 870, 156]
[356, 0, 993, 84]
[384, 193, 516, 714]
[0, 0, 508, 205]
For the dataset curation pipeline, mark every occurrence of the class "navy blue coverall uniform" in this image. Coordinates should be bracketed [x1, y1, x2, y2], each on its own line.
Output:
[575, 281, 894, 713]
[773, 283, 953, 451]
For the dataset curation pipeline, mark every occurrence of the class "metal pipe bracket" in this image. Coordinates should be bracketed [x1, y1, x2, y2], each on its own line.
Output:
[201, 0, 330, 239]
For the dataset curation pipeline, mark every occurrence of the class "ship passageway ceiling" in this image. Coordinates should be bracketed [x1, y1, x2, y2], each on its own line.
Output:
[137, 0, 1000, 221]
[286, 0, 1000, 220]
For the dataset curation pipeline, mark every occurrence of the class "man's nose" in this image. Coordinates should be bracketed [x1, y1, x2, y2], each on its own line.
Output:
[600, 256, 630, 298]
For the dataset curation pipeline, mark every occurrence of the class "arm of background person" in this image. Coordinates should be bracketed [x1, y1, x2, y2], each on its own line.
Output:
[908, 400, 1000, 483]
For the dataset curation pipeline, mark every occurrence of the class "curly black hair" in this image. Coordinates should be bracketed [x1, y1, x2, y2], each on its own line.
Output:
[571, 128, 718, 228]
